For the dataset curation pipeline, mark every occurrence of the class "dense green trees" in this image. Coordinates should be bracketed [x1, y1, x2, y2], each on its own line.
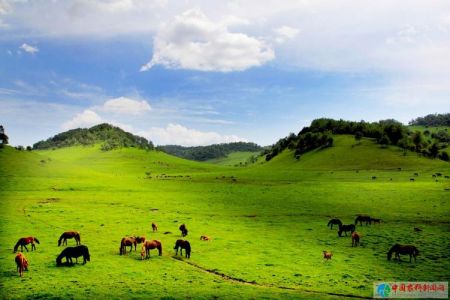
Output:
[409, 113, 450, 126]
[0, 125, 8, 147]
[158, 142, 262, 161]
[33, 123, 154, 151]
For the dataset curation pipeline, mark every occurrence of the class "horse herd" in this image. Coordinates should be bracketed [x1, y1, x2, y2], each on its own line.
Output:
[13, 224, 203, 277]
[326, 215, 420, 263]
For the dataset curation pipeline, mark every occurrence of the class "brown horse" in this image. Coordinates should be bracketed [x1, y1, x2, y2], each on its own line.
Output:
[141, 240, 162, 259]
[152, 223, 158, 232]
[179, 224, 188, 237]
[200, 235, 211, 241]
[174, 239, 191, 258]
[119, 236, 145, 255]
[58, 231, 81, 246]
[15, 253, 29, 277]
[387, 244, 419, 262]
[14, 237, 40, 252]
[323, 251, 333, 260]
[351, 232, 361, 247]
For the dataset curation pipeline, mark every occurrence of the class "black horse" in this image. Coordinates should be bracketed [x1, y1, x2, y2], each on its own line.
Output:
[355, 215, 371, 226]
[327, 218, 342, 230]
[56, 245, 90, 265]
[387, 244, 419, 262]
[174, 239, 191, 258]
[179, 224, 188, 237]
[338, 224, 355, 237]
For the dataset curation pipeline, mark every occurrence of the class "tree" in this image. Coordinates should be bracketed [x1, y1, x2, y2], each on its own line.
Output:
[0, 125, 9, 146]
[412, 131, 423, 151]
[429, 143, 439, 158]
[354, 131, 363, 143]
[439, 151, 449, 161]
[378, 134, 390, 147]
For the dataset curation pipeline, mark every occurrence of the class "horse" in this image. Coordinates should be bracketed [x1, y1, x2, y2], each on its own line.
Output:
[119, 236, 145, 255]
[387, 244, 419, 262]
[327, 218, 342, 230]
[174, 239, 191, 258]
[323, 251, 333, 260]
[371, 218, 382, 224]
[355, 215, 371, 226]
[200, 235, 211, 241]
[58, 231, 81, 246]
[140, 240, 162, 259]
[152, 223, 158, 232]
[14, 237, 40, 252]
[351, 232, 361, 247]
[179, 224, 188, 237]
[338, 224, 355, 237]
[56, 245, 90, 265]
[15, 253, 29, 277]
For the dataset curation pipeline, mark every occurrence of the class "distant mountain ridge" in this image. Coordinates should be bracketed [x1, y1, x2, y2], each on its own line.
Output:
[33, 123, 154, 151]
[157, 142, 262, 161]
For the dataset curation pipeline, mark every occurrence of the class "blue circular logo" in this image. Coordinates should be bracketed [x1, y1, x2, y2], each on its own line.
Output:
[377, 283, 391, 297]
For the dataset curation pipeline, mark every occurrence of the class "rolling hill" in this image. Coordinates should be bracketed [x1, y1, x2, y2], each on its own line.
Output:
[0, 124, 449, 299]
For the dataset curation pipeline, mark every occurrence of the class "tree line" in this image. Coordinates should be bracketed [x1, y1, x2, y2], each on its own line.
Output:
[157, 142, 262, 161]
[32, 123, 154, 151]
[265, 118, 449, 161]
[409, 113, 450, 127]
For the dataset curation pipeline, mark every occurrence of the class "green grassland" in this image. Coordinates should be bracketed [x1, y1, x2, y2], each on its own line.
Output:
[205, 151, 260, 166]
[0, 135, 449, 299]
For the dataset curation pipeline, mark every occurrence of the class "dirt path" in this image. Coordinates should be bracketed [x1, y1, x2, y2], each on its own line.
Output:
[171, 256, 372, 299]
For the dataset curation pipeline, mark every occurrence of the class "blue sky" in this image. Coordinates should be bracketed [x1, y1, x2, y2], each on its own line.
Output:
[1, 1, 449, 146]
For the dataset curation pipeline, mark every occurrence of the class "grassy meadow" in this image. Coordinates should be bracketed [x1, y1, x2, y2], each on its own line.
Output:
[0, 135, 449, 299]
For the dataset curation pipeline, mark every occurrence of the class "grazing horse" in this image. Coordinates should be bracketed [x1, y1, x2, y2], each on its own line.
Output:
[200, 235, 211, 241]
[58, 231, 81, 246]
[323, 251, 333, 260]
[151, 223, 158, 232]
[355, 215, 371, 226]
[140, 240, 162, 259]
[338, 224, 355, 237]
[56, 245, 90, 265]
[14, 237, 40, 252]
[179, 224, 188, 237]
[351, 232, 361, 247]
[15, 253, 29, 277]
[119, 236, 145, 255]
[327, 218, 342, 230]
[387, 244, 419, 262]
[371, 218, 382, 224]
[174, 239, 191, 258]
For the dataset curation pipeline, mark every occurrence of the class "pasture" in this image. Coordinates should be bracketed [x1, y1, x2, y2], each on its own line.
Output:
[0, 135, 449, 299]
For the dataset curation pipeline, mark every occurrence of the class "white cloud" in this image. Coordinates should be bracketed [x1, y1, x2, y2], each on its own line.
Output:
[274, 26, 299, 43]
[140, 9, 274, 72]
[19, 43, 39, 54]
[62, 109, 103, 130]
[140, 123, 246, 146]
[100, 97, 151, 115]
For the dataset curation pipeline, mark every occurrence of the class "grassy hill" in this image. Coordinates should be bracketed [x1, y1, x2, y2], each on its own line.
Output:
[0, 135, 449, 299]
[205, 151, 260, 166]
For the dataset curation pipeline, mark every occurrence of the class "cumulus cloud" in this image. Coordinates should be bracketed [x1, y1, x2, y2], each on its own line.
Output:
[274, 26, 300, 43]
[19, 43, 39, 54]
[140, 123, 247, 146]
[140, 9, 274, 72]
[100, 97, 151, 115]
[62, 109, 103, 130]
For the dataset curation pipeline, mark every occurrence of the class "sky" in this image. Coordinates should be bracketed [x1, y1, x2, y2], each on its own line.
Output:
[1, 0, 449, 147]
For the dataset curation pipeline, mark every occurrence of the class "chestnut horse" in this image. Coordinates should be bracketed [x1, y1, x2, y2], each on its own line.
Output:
[15, 253, 29, 276]
[14, 237, 40, 252]
[119, 236, 145, 255]
[351, 232, 361, 247]
[200, 235, 211, 241]
[140, 240, 162, 259]
[323, 251, 333, 260]
[174, 239, 191, 258]
[58, 231, 81, 246]
[152, 223, 158, 232]
[387, 244, 419, 262]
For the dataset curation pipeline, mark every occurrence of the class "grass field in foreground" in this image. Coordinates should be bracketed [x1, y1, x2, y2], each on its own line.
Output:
[0, 135, 449, 299]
